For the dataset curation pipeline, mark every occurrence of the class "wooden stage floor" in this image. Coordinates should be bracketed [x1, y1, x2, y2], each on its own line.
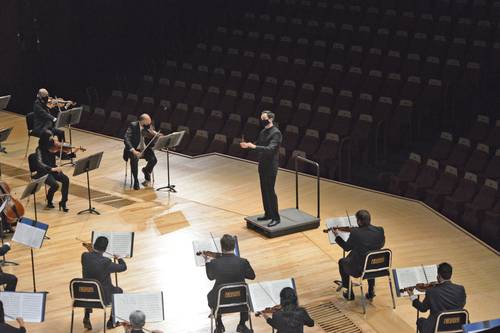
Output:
[0, 111, 499, 333]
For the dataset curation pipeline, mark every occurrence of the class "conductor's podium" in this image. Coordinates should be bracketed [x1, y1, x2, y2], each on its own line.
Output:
[245, 208, 320, 238]
[245, 156, 321, 238]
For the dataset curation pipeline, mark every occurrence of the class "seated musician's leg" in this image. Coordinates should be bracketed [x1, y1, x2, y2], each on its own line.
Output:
[237, 311, 252, 333]
[338, 258, 355, 300]
[54, 172, 69, 211]
[0, 272, 18, 291]
[142, 149, 157, 182]
[416, 317, 427, 333]
[366, 278, 376, 300]
[108, 287, 123, 327]
[52, 128, 65, 142]
[45, 174, 59, 208]
[129, 154, 140, 189]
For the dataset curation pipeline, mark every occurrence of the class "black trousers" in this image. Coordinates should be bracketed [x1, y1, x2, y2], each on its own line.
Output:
[85, 286, 123, 320]
[0, 272, 17, 291]
[208, 292, 249, 326]
[127, 149, 157, 182]
[338, 258, 375, 294]
[258, 163, 279, 220]
[45, 172, 69, 203]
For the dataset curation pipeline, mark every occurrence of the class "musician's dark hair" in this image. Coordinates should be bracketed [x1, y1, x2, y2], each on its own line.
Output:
[355, 209, 371, 226]
[93, 236, 109, 252]
[0, 300, 5, 324]
[220, 234, 235, 252]
[261, 110, 275, 120]
[438, 262, 453, 280]
[280, 287, 298, 311]
[38, 129, 53, 149]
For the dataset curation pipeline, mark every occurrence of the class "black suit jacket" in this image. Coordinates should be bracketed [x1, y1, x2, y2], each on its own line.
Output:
[33, 100, 56, 135]
[255, 126, 282, 170]
[35, 146, 56, 175]
[266, 307, 315, 333]
[336, 225, 385, 277]
[413, 281, 467, 333]
[0, 323, 26, 333]
[206, 253, 255, 307]
[81, 252, 127, 304]
[123, 121, 153, 161]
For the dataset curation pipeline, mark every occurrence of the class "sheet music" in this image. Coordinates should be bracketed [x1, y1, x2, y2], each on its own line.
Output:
[12, 222, 47, 249]
[192, 238, 221, 266]
[92, 231, 134, 258]
[0, 292, 46, 323]
[325, 215, 358, 244]
[248, 278, 295, 312]
[113, 292, 164, 323]
[394, 265, 438, 296]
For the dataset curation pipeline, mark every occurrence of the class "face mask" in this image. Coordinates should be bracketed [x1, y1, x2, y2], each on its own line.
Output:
[260, 119, 270, 127]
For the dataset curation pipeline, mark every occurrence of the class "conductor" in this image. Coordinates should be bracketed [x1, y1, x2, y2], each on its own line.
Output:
[240, 110, 282, 227]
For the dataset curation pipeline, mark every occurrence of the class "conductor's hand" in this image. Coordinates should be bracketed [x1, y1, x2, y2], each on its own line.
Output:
[16, 317, 25, 327]
[240, 142, 256, 149]
[132, 149, 141, 157]
[51, 167, 62, 173]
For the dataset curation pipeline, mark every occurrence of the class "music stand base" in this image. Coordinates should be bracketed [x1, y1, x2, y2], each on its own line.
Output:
[77, 207, 100, 215]
[156, 184, 177, 192]
[0, 260, 19, 266]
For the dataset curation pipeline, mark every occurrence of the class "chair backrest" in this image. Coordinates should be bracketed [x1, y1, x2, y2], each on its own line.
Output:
[26, 112, 35, 132]
[70, 278, 107, 309]
[434, 309, 469, 333]
[214, 283, 251, 317]
[361, 249, 392, 280]
[28, 153, 39, 174]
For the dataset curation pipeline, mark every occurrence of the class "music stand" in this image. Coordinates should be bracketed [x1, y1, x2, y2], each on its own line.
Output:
[0, 127, 13, 178]
[74, 152, 104, 215]
[55, 107, 83, 166]
[155, 131, 185, 193]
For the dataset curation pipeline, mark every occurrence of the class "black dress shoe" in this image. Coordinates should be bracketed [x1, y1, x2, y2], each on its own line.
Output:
[46, 202, 55, 209]
[365, 292, 376, 301]
[267, 219, 281, 227]
[343, 290, 355, 301]
[257, 216, 271, 221]
[59, 201, 69, 213]
[334, 280, 344, 292]
[133, 182, 140, 190]
[83, 318, 92, 330]
[214, 324, 225, 333]
[142, 167, 151, 181]
[106, 319, 117, 329]
[236, 323, 252, 333]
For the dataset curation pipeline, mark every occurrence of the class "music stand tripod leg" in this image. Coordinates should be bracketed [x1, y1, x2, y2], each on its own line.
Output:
[77, 169, 100, 215]
[156, 149, 177, 192]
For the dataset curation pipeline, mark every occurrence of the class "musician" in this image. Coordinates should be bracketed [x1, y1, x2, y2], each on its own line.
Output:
[123, 113, 158, 190]
[35, 130, 70, 212]
[32, 88, 68, 141]
[261, 287, 314, 333]
[240, 110, 282, 227]
[122, 310, 164, 333]
[0, 243, 18, 291]
[333, 210, 385, 301]
[408, 263, 466, 333]
[205, 234, 255, 333]
[81, 236, 127, 330]
[0, 301, 26, 333]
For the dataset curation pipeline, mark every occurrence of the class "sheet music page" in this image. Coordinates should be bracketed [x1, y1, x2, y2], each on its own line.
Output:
[0, 292, 45, 323]
[12, 223, 46, 249]
[395, 265, 438, 296]
[113, 292, 164, 322]
[325, 215, 358, 244]
[92, 232, 133, 258]
[248, 278, 294, 312]
[192, 238, 220, 266]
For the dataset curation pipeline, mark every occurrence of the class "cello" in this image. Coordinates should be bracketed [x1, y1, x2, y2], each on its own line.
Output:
[0, 181, 25, 225]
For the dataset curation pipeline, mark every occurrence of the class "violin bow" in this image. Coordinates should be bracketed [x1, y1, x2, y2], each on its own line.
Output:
[421, 264, 429, 284]
[258, 281, 279, 306]
[346, 209, 352, 227]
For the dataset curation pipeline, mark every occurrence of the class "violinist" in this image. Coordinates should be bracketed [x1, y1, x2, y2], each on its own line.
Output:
[121, 310, 163, 333]
[260, 287, 314, 333]
[81, 236, 127, 330]
[123, 114, 158, 190]
[34, 130, 70, 212]
[408, 262, 466, 333]
[0, 243, 18, 291]
[333, 210, 385, 301]
[0, 301, 26, 333]
[32, 88, 69, 142]
[206, 234, 255, 333]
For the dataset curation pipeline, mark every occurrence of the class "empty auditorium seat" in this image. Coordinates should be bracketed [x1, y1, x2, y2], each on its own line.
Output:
[236, 92, 256, 120]
[120, 114, 138, 136]
[120, 93, 138, 116]
[405, 159, 440, 200]
[201, 86, 221, 111]
[260, 76, 278, 98]
[218, 90, 238, 115]
[295, 83, 315, 105]
[207, 134, 228, 154]
[386, 153, 421, 195]
[102, 111, 122, 137]
[314, 86, 334, 109]
[186, 130, 209, 155]
[154, 100, 171, 124]
[282, 125, 300, 153]
[352, 93, 373, 118]
[400, 76, 422, 101]
[204, 110, 225, 135]
[226, 71, 243, 91]
[388, 99, 414, 147]
[467, 115, 490, 144]
[86, 107, 107, 133]
[184, 84, 204, 107]
[170, 103, 190, 129]
[445, 137, 472, 169]
[486, 120, 500, 149]
[350, 114, 374, 162]
[277, 80, 296, 101]
[154, 78, 171, 101]
[286, 150, 307, 171]
[291, 103, 312, 130]
[324, 64, 344, 88]
[297, 129, 320, 156]
[137, 75, 154, 97]
[186, 106, 206, 133]
[104, 90, 124, 115]
[313, 132, 341, 178]
[309, 106, 332, 135]
[169, 81, 188, 104]
[241, 117, 260, 142]
[430, 132, 454, 162]
[441, 172, 479, 223]
[481, 200, 500, 250]
[330, 110, 353, 138]
[176, 126, 191, 152]
[372, 96, 394, 124]
[228, 138, 247, 158]
[334, 90, 354, 112]
[241, 73, 261, 94]
[464, 143, 490, 174]
[380, 73, 402, 99]
[136, 96, 155, 116]
[425, 166, 459, 211]
[275, 99, 294, 124]
[481, 149, 500, 181]
[221, 113, 242, 140]
[462, 179, 498, 235]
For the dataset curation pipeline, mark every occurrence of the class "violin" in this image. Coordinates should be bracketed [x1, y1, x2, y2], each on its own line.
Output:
[76, 238, 115, 257]
[322, 226, 356, 233]
[196, 250, 222, 258]
[403, 282, 439, 293]
[0, 181, 25, 225]
[255, 305, 282, 317]
[48, 140, 86, 154]
[47, 97, 76, 109]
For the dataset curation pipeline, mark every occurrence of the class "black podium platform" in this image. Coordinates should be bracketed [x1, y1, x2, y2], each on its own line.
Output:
[245, 155, 322, 238]
[245, 208, 320, 238]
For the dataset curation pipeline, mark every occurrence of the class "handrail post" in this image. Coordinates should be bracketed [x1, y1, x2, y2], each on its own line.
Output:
[296, 156, 320, 218]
